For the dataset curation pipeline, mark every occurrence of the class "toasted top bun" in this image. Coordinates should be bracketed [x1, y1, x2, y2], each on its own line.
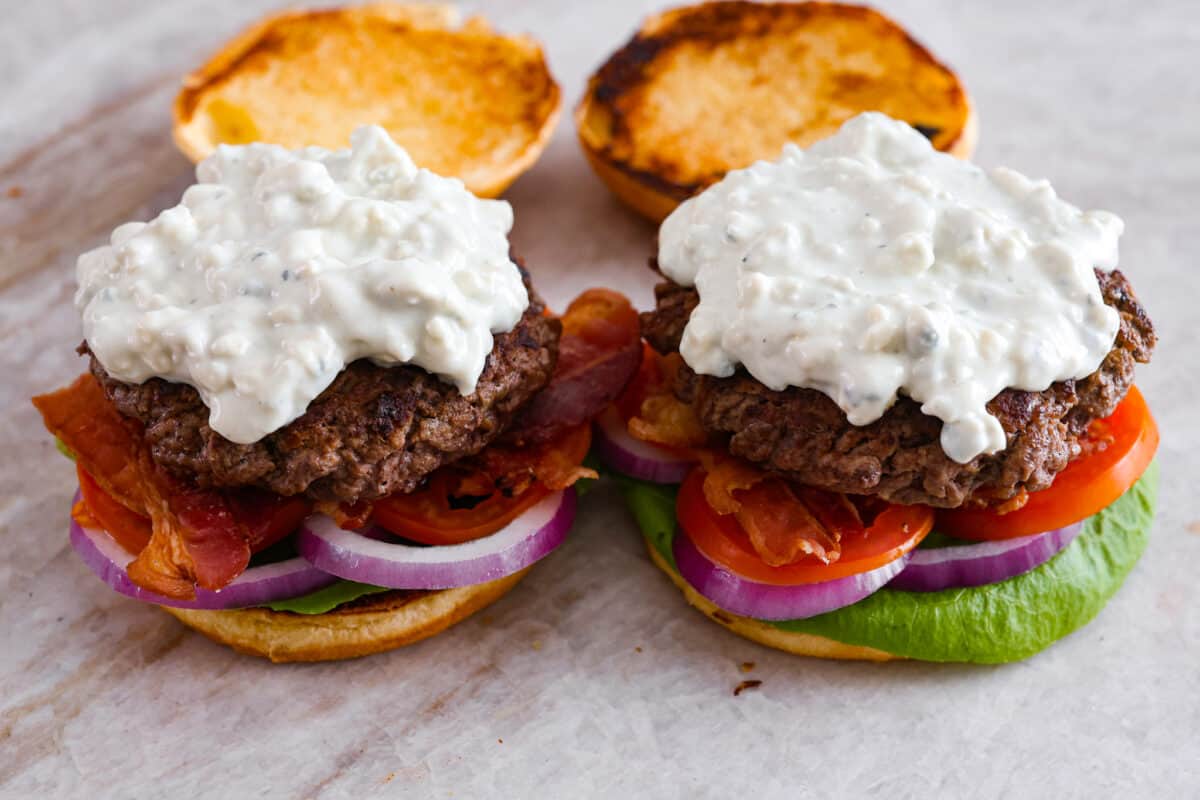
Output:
[163, 568, 529, 662]
[645, 543, 898, 662]
[173, 3, 561, 198]
[577, 1, 977, 221]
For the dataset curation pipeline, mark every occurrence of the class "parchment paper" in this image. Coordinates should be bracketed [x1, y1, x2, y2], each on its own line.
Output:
[1, 1, 1196, 796]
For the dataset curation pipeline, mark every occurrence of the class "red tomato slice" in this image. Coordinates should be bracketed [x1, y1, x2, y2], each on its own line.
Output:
[76, 463, 152, 553]
[371, 424, 593, 546]
[677, 468, 934, 585]
[938, 386, 1158, 540]
[372, 476, 552, 546]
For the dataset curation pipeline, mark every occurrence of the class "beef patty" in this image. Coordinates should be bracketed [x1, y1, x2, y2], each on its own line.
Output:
[89, 290, 561, 504]
[641, 268, 1155, 508]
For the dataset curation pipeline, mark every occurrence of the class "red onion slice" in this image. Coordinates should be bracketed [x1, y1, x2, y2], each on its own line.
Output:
[673, 526, 909, 621]
[297, 488, 576, 589]
[69, 495, 337, 610]
[593, 405, 695, 484]
[888, 522, 1084, 592]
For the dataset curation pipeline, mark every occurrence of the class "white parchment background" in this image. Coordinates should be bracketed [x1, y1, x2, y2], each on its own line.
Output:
[1, 1, 1197, 797]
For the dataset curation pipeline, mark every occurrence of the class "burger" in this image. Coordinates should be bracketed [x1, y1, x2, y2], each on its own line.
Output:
[595, 112, 1159, 663]
[33, 127, 641, 662]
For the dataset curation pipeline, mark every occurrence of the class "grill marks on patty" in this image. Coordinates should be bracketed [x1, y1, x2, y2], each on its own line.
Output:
[640, 268, 1155, 508]
[89, 292, 561, 505]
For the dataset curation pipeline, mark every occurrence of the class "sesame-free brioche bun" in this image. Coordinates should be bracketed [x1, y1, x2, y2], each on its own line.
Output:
[577, 0, 977, 221]
[163, 568, 530, 663]
[173, 2, 561, 198]
[645, 543, 897, 661]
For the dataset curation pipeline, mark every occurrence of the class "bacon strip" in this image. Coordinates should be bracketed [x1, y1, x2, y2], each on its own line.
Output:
[506, 289, 643, 446]
[626, 353, 707, 449]
[734, 480, 841, 566]
[461, 426, 597, 497]
[697, 451, 863, 566]
[33, 374, 251, 599]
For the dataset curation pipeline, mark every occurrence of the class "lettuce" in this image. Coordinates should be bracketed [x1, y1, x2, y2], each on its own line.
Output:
[620, 463, 1158, 663]
[55, 437, 76, 461]
[263, 580, 389, 615]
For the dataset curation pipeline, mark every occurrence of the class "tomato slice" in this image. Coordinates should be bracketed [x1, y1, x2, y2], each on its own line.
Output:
[677, 468, 933, 585]
[76, 463, 152, 553]
[373, 476, 551, 546]
[938, 386, 1158, 540]
[371, 425, 592, 546]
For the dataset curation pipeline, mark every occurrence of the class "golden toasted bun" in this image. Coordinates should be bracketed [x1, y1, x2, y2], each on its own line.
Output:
[173, 3, 561, 197]
[163, 568, 530, 663]
[578, 1, 977, 221]
[646, 543, 898, 661]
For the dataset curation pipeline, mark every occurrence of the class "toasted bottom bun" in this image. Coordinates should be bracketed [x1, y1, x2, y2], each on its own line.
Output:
[645, 543, 898, 662]
[163, 568, 531, 663]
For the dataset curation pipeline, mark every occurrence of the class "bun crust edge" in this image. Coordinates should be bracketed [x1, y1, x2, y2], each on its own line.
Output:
[577, 0, 978, 222]
[163, 568, 531, 663]
[645, 542, 898, 661]
[172, 3, 560, 199]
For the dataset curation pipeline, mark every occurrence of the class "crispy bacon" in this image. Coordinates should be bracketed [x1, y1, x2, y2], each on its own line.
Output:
[697, 451, 865, 566]
[318, 500, 374, 531]
[456, 424, 596, 497]
[34, 375, 261, 599]
[698, 452, 767, 515]
[626, 353, 707, 449]
[71, 497, 100, 529]
[506, 289, 642, 446]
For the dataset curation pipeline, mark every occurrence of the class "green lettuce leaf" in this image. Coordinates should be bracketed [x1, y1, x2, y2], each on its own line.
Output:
[55, 437, 76, 461]
[263, 580, 389, 615]
[619, 463, 1158, 663]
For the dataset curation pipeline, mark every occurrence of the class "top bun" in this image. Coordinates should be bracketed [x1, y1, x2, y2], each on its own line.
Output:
[173, 2, 561, 198]
[577, 1, 976, 221]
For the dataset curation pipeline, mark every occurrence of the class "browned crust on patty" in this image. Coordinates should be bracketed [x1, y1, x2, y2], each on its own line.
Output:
[89, 283, 561, 504]
[641, 268, 1156, 508]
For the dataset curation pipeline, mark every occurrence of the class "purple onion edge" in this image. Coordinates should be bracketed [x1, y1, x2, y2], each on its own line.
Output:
[67, 491, 338, 610]
[672, 527, 910, 621]
[887, 521, 1084, 592]
[592, 414, 694, 484]
[296, 488, 577, 590]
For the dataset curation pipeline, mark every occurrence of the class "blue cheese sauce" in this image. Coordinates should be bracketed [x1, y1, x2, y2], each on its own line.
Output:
[77, 126, 529, 444]
[658, 112, 1122, 463]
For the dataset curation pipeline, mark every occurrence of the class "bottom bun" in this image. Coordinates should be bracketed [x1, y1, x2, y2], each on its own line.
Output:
[646, 543, 898, 662]
[163, 568, 531, 663]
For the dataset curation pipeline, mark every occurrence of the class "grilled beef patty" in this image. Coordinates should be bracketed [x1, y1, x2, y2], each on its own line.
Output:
[640, 268, 1155, 508]
[89, 290, 560, 505]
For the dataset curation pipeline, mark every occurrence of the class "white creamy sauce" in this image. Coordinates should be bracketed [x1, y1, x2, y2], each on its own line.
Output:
[77, 126, 528, 444]
[658, 112, 1122, 463]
